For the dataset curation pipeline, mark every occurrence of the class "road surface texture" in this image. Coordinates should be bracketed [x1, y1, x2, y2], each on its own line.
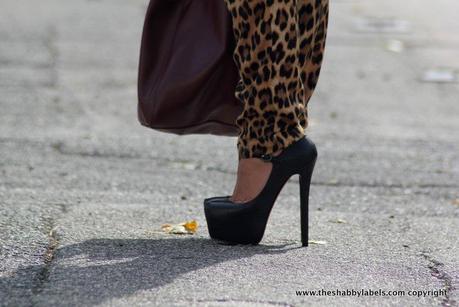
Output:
[0, 0, 458, 306]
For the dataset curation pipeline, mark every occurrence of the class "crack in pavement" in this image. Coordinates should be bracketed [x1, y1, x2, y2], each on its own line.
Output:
[207, 166, 459, 190]
[31, 216, 61, 296]
[420, 251, 457, 307]
[47, 143, 459, 190]
[1, 137, 458, 191]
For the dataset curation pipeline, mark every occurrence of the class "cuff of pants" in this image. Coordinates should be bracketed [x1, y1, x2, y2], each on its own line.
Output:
[237, 124, 306, 160]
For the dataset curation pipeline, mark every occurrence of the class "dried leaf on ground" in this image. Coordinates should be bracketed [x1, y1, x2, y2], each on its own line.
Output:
[452, 199, 459, 206]
[385, 39, 405, 53]
[308, 240, 327, 245]
[161, 220, 198, 235]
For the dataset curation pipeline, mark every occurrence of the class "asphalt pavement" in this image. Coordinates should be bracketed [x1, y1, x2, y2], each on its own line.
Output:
[0, 0, 458, 306]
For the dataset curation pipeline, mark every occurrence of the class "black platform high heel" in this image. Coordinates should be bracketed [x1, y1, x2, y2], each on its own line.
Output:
[204, 136, 317, 246]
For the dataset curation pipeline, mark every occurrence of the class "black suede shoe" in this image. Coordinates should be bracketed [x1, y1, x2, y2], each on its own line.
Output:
[204, 136, 317, 246]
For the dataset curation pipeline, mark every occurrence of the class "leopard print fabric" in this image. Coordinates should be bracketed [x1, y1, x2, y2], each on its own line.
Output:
[223, 0, 329, 159]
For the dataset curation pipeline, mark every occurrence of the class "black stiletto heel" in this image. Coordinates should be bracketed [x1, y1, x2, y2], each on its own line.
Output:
[204, 136, 317, 246]
[299, 157, 316, 246]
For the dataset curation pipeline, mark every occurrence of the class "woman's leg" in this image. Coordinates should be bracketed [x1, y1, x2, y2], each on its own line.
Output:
[224, 0, 329, 202]
[224, 0, 329, 159]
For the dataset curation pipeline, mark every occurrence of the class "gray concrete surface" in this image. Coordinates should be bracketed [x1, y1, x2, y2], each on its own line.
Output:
[1, 0, 458, 306]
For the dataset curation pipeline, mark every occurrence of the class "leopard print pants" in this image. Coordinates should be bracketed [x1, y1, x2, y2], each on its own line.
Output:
[223, 0, 329, 159]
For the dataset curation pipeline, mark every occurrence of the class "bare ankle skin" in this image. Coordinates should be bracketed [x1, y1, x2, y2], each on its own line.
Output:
[230, 149, 283, 204]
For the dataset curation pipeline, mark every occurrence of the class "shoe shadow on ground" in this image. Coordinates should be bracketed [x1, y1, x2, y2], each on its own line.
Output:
[3, 238, 298, 306]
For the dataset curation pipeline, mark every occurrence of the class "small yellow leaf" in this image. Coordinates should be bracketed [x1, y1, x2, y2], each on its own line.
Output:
[161, 220, 198, 235]
[183, 220, 198, 233]
[451, 199, 459, 206]
[308, 240, 327, 245]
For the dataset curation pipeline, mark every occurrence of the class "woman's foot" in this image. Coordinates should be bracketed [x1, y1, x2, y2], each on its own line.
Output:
[230, 151, 282, 204]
